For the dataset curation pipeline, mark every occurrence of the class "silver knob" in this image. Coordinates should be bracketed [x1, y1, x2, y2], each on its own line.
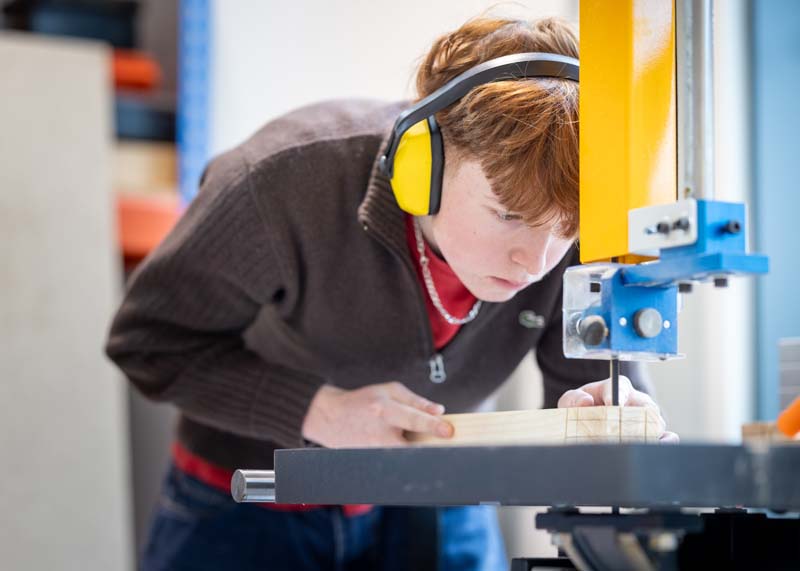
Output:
[578, 315, 608, 346]
[633, 308, 663, 338]
[231, 469, 275, 503]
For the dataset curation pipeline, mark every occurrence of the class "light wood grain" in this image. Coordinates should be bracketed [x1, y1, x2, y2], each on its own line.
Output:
[405, 406, 665, 446]
[741, 421, 800, 444]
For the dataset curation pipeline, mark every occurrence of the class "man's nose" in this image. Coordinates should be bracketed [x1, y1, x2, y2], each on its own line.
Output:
[510, 234, 552, 277]
[510, 245, 548, 277]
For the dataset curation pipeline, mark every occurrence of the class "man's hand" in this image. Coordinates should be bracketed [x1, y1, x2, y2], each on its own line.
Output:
[557, 376, 679, 443]
[301, 382, 454, 448]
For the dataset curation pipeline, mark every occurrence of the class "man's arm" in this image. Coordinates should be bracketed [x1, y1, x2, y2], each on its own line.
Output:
[106, 150, 324, 448]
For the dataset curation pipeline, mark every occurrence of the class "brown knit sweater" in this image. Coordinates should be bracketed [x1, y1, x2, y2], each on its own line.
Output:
[106, 99, 648, 470]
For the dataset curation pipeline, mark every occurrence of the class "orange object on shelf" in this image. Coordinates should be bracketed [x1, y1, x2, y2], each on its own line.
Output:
[777, 396, 800, 439]
[117, 193, 182, 265]
[113, 49, 162, 90]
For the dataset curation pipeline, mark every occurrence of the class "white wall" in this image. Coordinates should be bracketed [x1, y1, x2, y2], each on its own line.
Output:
[0, 33, 133, 570]
[210, 0, 578, 155]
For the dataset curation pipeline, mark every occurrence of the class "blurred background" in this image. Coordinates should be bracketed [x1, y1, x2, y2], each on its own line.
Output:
[1, 0, 798, 569]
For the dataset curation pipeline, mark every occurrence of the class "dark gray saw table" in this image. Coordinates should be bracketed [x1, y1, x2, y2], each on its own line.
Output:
[233, 443, 800, 570]
[267, 443, 800, 509]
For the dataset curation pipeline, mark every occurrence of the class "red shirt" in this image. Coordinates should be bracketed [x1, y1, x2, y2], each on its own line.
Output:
[174, 214, 476, 514]
[404, 214, 478, 349]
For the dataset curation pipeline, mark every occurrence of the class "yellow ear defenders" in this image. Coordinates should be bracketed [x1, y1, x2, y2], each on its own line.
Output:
[379, 52, 579, 216]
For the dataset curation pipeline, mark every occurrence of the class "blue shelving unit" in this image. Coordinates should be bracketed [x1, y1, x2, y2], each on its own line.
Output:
[178, 0, 211, 204]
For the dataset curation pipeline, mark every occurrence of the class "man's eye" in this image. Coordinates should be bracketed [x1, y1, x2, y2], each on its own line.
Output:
[496, 211, 522, 222]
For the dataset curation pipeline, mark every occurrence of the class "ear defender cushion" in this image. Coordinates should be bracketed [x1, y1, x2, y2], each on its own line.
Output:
[427, 115, 444, 215]
[390, 118, 434, 215]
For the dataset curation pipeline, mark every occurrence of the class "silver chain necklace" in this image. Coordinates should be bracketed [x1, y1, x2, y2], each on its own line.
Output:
[413, 217, 482, 325]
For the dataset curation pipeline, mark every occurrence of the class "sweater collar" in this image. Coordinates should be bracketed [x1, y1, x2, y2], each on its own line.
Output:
[357, 131, 409, 259]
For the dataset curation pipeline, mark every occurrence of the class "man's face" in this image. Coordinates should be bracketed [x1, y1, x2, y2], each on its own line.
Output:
[424, 157, 575, 303]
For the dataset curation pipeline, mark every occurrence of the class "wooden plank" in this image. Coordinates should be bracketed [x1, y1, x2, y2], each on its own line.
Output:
[741, 421, 800, 444]
[406, 406, 665, 446]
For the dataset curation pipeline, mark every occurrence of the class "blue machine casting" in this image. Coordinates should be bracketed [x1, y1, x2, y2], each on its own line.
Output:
[581, 199, 768, 357]
[623, 200, 769, 287]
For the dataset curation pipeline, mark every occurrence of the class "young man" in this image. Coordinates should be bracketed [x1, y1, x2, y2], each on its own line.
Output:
[107, 16, 674, 571]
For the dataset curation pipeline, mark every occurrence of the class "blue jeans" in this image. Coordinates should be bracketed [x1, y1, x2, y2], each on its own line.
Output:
[141, 464, 507, 570]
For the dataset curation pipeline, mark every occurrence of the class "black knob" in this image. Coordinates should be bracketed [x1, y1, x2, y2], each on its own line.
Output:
[673, 217, 691, 231]
[678, 282, 693, 293]
[656, 222, 671, 235]
[578, 315, 608, 346]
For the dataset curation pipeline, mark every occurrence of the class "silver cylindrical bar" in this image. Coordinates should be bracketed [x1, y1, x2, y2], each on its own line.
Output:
[677, 0, 715, 200]
[231, 469, 276, 503]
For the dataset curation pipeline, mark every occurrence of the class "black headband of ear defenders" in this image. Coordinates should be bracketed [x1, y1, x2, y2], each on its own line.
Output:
[379, 52, 579, 178]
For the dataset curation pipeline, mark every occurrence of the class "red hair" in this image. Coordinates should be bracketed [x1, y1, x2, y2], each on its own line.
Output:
[417, 17, 579, 237]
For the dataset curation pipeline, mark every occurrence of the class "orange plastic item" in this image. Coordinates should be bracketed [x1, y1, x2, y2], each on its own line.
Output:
[117, 193, 182, 265]
[113, 49, 162, 91]
[776, 396, 800, 439]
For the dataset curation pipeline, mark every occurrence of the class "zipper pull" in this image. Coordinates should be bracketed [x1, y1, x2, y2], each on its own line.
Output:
[428, 353, 447, 383]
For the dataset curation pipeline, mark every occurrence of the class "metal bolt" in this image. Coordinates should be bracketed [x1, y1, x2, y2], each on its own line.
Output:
[633, 308, 663, 338]
[673, 217, 691, 231]
[714, 276, 729, 288]
[619, 317, 628, 327]
[664, 320, 671, 329]
[723, 220, 741, 234]
[578, 315, 608, 346]
[678, 282, 693, 293]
